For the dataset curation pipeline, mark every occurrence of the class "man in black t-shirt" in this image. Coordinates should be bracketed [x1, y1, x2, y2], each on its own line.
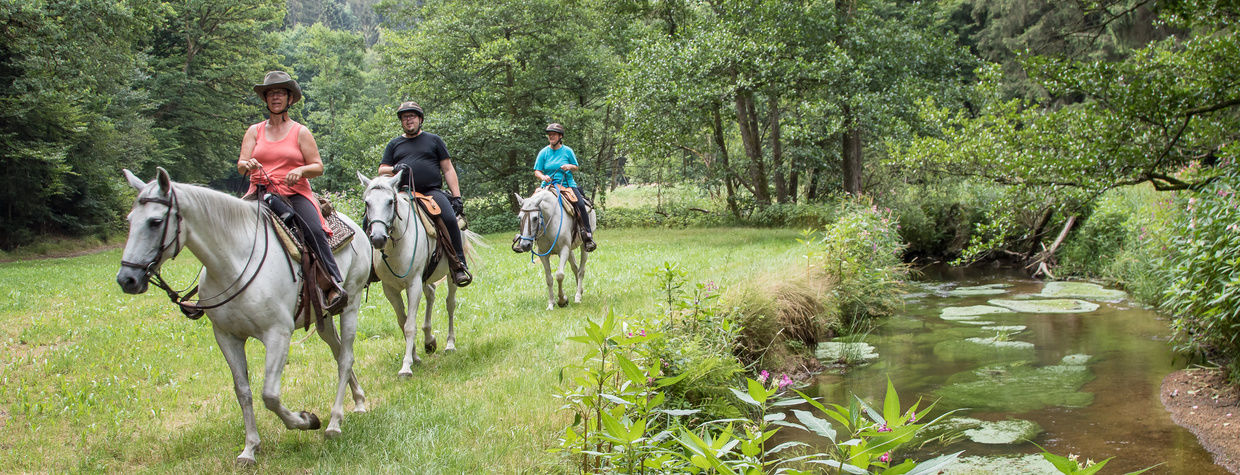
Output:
[378, 101, 471, 287]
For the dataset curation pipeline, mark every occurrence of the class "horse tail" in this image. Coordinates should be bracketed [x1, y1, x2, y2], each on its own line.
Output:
[462, 229, 488, 267]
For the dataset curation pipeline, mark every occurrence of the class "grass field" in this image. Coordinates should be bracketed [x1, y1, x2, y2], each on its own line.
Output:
[0, 227, 803, 472]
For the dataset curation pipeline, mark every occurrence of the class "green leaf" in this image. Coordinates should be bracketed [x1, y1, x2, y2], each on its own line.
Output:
[792, 409, 837, 441]
[615, 354, 646, 385]
[883, 377, 901, 425]
[730, 388, 761, 407]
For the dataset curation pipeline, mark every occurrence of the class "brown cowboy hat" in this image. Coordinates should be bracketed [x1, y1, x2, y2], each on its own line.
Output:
[253, 71, 302, 106]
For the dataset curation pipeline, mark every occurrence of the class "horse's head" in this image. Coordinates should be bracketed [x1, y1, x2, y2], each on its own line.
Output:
[117, 167, 182, 294]
[512, 189, 552, 253]
[358, 170, 405, 249]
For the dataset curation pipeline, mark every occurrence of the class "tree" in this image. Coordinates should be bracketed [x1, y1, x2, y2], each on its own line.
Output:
[142, 0, 285, 184]
[377, 0, 617, 202]
[0, 0, 162, 248]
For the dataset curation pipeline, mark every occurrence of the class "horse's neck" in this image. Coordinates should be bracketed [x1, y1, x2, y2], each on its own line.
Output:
[178, 188, 266, 276]
[537, 193, 572, 247]
[389, 193, 420, 242]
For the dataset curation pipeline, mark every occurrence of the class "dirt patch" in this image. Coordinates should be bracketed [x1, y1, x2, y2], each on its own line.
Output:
[1161, 368, 1240, 474]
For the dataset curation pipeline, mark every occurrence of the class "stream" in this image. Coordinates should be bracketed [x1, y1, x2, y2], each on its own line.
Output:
[804, 267, 1224, 473]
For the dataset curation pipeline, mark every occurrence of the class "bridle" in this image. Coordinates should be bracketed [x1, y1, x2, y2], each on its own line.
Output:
[516, 186, 563, 257]
[365, 187, 423, 278]
[120, 184, 270, 319]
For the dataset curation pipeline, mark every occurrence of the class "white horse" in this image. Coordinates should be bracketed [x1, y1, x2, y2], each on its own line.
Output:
[359, 171, 479, 376]
[512, 186, 595, 310]
[115, 168, 371, 465]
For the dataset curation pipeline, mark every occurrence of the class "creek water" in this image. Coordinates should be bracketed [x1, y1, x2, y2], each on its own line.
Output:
[801, 267, 1224, 474]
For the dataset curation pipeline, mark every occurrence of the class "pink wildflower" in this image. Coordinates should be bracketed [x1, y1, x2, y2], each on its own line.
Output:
[907, 412, 918, 423]
[879, 452, 891, 463]
[639, 329, 646, 337]
[876, 423, 892, 433]
[778, 374, 792, 390]
[758, 370, 770, 384]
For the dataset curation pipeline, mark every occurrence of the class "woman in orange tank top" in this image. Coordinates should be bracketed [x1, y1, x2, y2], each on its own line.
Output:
[237, 71, 346, 312]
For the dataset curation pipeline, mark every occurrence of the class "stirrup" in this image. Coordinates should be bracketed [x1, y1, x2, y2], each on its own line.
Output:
[452, 267, 472, 287]
[324, 287, 348, 314]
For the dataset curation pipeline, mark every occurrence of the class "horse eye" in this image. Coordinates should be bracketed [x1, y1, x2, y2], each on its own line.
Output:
[148, 218, 164, 228]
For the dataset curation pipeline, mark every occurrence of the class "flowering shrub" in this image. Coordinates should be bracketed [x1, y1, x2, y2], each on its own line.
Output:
[808, 196, 908, 326]
[1163, 155, 1240, 379]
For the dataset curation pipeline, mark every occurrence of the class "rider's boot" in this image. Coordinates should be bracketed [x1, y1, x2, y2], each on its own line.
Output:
[452, 263, 472, 287]
[325, 282, 348, 314]
[582, 229, 597, 252]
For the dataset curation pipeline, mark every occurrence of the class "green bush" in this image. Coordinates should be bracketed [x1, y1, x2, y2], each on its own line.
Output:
[1163, 159, 1240, 378]
[810, 197, 908, 326]
[879, 180, 1000, 261]
[1057, 184, 1178, 303]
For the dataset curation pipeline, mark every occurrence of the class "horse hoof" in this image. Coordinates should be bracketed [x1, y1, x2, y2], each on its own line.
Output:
[353, 405, 368, 413]
[397, 370, 413, 379]
[445, 343, 456, 352]
[424, 339, 437, 354]
[325, 428, 342, 439]
[301, 411, 321, 430]
[557, 298, 568, 308]
[236, 455, 256, 467]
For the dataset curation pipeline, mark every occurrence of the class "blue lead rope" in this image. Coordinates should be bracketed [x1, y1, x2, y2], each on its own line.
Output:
[380, 191, 418, 278]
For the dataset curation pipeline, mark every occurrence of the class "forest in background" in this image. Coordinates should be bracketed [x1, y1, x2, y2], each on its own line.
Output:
[2, 0, 1236, 255]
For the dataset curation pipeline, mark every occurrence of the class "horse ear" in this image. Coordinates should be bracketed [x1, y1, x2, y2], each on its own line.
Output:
[155, 167, 172, 194]
[357, 171, 372, 189]
[122, 169, 146, 191]
[390, 169, 405, 187]
[512, 193, 524, 207]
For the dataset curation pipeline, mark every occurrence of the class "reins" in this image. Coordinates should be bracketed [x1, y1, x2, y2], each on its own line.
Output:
[122, 180, 272, 319]
[374, 190, 420, 278]
[518, 181, 565, 258]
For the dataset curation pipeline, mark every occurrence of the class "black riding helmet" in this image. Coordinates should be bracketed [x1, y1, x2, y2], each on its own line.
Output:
[396, 101, 424, 118]
[545, 123, 565, 135]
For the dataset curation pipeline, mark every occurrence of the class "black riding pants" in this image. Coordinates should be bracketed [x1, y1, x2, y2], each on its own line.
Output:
[287, 194, 343, 283]
[422, 188, 467, 265]
[569, 186, 592, 233]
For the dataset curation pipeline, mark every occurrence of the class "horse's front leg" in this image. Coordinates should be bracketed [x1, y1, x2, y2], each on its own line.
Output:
[421, 279, 438, 354]
[555, 246, 572, 307]
[539, 254, 557, 310]
[258, 329, 321, 431]
[214, 328, 260, 465]
[315, 308, 366, 439]
[381, 283, 419, 376]
[399, 277, 427, 376]
[443, 282, 457, 352]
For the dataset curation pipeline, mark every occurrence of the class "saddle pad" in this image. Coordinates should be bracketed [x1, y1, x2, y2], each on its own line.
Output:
[270, 213, 303, 262]
[325, 212, 354, 250]
[556, 185, 579, 203]
[410, 193, 438, 239]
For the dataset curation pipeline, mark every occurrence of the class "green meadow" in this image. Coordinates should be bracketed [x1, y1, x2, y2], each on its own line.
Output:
[0, 228, 802, 472]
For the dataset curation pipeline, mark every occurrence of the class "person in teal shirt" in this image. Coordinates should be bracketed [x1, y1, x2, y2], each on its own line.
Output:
[533, 122, 596, 252]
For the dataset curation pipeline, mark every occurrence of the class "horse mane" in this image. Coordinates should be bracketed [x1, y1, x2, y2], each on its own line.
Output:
[167, 182, 261, 225]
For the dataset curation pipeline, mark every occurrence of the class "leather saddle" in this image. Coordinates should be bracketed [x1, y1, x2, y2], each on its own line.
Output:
[247, 191, 353, 331]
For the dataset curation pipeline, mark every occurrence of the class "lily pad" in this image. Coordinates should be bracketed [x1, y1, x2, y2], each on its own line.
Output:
[815, 341, 879, 363]
[942, 454, 1059, 474]
[915, 416, 1043, 445]
[1035, 281, 1127, 301]
[946, 284, 1012, 297]
[955, 320, 997, 325]
[933, 358, 1095, 412]
[988, 298, 1099, 314]
[933, 337, 1035, 362]
[981, 325, 1027, 333]
[941, 305, 1015, 320]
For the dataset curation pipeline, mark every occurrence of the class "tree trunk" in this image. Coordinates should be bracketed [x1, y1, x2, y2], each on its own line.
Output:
[712, 105, 741, 218]
[840, 103, 863, 195]
[807, 166, 820, 202]
[735, 90, 771, 205]
[1029, 215, 1078, 279]
[770, 92, 787, 203]
[1023, 207, 1055, 260]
